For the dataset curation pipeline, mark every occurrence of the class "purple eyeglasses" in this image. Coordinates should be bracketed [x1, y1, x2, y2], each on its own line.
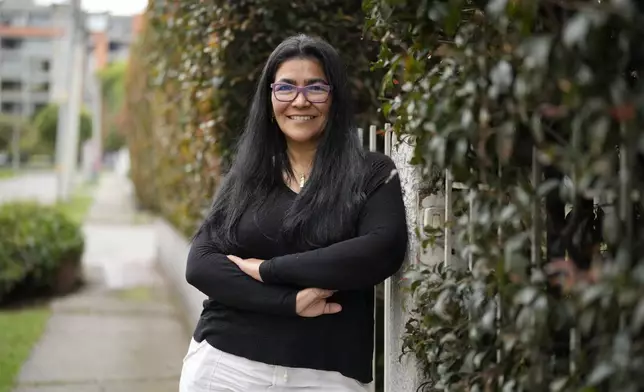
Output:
[270, 83, 332, 103]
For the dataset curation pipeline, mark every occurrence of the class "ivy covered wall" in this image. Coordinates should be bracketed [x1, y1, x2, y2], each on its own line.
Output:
[365, 0, 644, 390]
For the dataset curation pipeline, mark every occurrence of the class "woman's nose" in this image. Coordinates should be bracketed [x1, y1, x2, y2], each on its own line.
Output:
[291, 91, 310, 107]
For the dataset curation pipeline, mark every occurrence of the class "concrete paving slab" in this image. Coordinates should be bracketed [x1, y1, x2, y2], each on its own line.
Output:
[50, 287, 178, 317]
[82, 224, 160, 290]
[14, 379, 179, 392]
[101, 379, 179, 392]
[16, 311, 187, 384]
[13, 385, 102, 392]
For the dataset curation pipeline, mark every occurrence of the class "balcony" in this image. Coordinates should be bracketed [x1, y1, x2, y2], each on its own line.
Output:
[30, 91, 51, 103]
[0, 90, 50, 103]
[0, 90, 24, 101]
[0, 57, 51, 80]
[0, 59, 25, 78]
[0, 49, 22, 61]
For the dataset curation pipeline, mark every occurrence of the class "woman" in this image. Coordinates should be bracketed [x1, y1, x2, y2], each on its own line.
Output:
[180, 34, 408, 392]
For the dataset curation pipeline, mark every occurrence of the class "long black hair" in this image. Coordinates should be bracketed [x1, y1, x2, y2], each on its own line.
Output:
[197, 34, 367, 250]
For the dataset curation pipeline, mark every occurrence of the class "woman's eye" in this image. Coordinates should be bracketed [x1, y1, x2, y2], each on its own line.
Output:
[308, 85, 327, 92]
[276, 85, 295, 92]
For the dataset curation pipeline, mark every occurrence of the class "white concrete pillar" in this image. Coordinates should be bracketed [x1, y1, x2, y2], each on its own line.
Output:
[385, 135, 424, 391]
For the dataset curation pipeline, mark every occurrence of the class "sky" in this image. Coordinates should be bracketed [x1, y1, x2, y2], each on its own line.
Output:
[35, 0, 148, 15]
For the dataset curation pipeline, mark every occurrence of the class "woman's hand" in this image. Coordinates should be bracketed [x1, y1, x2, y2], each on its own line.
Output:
[227, 255, 264, 282]
[226, 256, 341, 317]
[295, 288, 342, 317]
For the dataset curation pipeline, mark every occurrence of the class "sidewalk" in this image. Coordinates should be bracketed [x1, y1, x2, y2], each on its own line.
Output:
[12, 172, 189, 392]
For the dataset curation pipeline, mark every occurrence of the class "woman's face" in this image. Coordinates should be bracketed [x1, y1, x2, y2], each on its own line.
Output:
[271, 58, 331, 146]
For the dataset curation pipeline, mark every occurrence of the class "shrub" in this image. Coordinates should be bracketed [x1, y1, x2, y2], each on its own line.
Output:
[366, 0, 644, 390]
[124, 0, 383, 236]
[0, 202, 85, 303]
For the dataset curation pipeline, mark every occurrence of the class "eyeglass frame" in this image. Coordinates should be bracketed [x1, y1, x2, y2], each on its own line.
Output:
[270, 82, 333, 103]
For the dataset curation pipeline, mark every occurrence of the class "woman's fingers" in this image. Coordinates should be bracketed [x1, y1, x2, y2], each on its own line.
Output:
[311, 288, 337, 298]
[324, 302, 342, 314]
[226, 255, 243, 263]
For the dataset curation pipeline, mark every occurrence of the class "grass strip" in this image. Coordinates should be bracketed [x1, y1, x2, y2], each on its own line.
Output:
[0, 306, 51, 392]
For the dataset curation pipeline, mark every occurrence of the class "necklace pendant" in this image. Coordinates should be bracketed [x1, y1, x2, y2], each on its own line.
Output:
[299, 174, 306, 188]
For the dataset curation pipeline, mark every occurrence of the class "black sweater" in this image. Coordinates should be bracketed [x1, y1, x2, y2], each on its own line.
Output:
[186, 152, 408, 383]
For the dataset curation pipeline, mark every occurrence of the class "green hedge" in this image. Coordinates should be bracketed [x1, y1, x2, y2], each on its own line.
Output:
[125, 0, 382, 236]
[366, 0, 644, 390]
[0, 202, 85, 303]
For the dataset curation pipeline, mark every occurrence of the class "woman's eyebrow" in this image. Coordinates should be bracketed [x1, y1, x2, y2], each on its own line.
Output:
[305, 78, 328, 85]
[275, 78, 328, 85]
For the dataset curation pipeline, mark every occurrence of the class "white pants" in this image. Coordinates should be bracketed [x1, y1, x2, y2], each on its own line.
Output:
[179, 338, 370, 392]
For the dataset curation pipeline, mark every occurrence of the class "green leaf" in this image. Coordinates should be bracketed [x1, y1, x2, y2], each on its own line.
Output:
[587, 362, 615, 386]
[632, 298, 644, 332]
[486, 0, 508, 16]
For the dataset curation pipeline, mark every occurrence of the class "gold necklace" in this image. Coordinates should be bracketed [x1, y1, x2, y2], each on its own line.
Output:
[298, 173, 306, 188]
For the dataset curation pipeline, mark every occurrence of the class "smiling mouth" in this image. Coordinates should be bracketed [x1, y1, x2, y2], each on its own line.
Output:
[287, 115, 316, 121]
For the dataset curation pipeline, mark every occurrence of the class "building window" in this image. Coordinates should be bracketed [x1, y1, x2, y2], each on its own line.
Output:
[0, 80, 22, 91]
[40, 60, 50, 72]
[108, 41, 124, 52]
[32, 82, 50, 92]
[1, 102, 22, 114]
[0, 38, 23, 50]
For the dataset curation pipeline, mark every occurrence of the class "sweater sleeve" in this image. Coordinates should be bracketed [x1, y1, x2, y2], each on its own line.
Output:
[258, 156, 408, 291]
[185, 228, 298, 316]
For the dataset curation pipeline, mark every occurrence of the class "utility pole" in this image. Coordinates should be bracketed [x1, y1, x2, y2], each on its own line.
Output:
[55, 0, 84, 201]
[54, 2, 74, 200]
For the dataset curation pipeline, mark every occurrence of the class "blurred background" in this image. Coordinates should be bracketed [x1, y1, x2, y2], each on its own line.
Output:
[2, 1, 644, 392]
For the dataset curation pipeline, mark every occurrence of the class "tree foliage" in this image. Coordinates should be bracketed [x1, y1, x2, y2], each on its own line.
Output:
[125, 0, 383, 236]
[365, 0, 644, 390]
[97, 61, 127, 152]
[0, 114, 39, 153]
[32, 104, 92, 153]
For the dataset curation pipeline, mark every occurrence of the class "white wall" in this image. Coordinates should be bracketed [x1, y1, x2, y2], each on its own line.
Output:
[386, 137, 423, 391]
[155, 219, 206, 327]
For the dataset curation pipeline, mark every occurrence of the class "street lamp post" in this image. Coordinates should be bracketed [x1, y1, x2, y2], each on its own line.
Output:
[55, 0, 87, 202]
[54, 0, 76, 201]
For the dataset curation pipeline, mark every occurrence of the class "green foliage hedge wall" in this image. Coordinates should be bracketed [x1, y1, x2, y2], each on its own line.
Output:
[125, 0, 382, 236]
[365, 0, 644, 390]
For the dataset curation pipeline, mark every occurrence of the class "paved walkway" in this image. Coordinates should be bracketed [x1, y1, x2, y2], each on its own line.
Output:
[13, 171, 189, 392]
[0, 171, 58, 205]
[0, 170, 83, 206]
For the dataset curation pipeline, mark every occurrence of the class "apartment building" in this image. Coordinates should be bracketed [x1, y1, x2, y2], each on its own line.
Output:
[0, 0, 141, 119]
